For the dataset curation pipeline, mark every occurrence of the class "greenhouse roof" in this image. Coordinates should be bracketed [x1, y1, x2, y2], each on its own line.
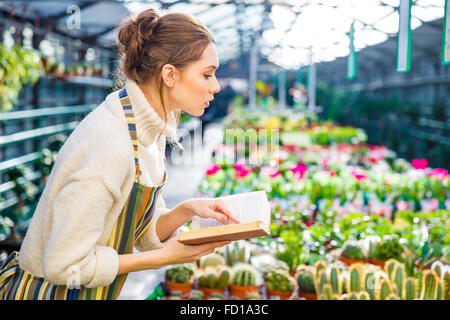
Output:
[0, 0, 446, 70]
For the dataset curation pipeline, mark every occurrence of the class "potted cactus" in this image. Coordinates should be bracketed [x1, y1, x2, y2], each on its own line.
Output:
[296, 266, 317, 300]
[264, 268, 296, 300]
[164, 263, 196, 297]
[198, 252, 226, 269]
[196, 265, 231, 299]
[369, 235, 406, 268]
[339, 240, 367, 265]
[228, 263, 262, 299]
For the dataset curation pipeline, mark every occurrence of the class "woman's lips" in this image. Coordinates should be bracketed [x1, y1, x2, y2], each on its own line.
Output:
[204, 102, 210, 107]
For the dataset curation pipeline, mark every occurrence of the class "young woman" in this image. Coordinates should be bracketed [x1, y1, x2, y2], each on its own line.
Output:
[0, 8, 239, 300]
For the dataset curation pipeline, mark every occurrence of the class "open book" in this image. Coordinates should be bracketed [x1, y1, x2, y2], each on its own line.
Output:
[177, 190, 271, 245]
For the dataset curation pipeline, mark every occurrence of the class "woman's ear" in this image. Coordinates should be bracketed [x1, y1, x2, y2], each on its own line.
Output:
[161, 64, 178, 87]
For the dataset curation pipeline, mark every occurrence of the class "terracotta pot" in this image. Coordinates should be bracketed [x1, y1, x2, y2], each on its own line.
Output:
[368, 258, 385, 268]
[165, 280, 193, 297]
[338, 255, 367, 266]
[297, 289, 317, 300]
[198, 286, 226, 299]
[228, 284, 260, 300]
[266, 288, 293, 300]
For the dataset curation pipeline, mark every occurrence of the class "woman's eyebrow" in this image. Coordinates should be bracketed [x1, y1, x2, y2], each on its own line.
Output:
[205, 65, 218, 70]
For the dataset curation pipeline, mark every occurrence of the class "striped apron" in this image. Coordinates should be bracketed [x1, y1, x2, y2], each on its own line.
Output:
[0, 87, 167, 300]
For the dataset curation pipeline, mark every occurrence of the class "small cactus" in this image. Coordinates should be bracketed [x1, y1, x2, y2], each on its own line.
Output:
[224, 241, 250, 266]
[358, 291, 370, 300]
[392, 264, 406, 299]
[322, 284, 333, 300]
[363, 270, 378, 300]
[196, 265, 231, 289]
[376, 278, 395, 300]
[265, 268, 296, 292]
[231, 263, 261, 286]
[199, 253, 226, 269]
[329, 265, 342, 295]
[165, 263, 196, 284]
[384, 259, 399, 280]
[316, 269, 329, 295]
[420, 270, 439, 300]
[314, 260, 327, 278]
[404, 277, 418, 300]
[216, 265, 231, 289]
[430, 260, 444, 278]
[431, 261, 450, 300]
[348, 264, 363, 293]
[348, 292, 359, 300]
[297, 266, 316, 294]
[341, 242, 366, 260]
[387, 293, 399, 300]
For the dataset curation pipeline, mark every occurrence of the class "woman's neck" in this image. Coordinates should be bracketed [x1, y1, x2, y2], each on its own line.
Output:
[137, 80, 173, 121]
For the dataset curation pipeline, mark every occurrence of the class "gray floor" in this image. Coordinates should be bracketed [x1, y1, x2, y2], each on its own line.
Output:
[118, 121, 223, 300]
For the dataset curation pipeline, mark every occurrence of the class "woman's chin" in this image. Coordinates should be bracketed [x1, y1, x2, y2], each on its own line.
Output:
[185, 109, 205, 117]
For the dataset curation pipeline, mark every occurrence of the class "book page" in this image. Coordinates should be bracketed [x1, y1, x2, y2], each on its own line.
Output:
[191, 190, 271, 231]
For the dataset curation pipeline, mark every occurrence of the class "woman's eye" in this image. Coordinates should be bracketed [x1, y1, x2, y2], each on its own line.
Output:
[204, 74, 212, 79]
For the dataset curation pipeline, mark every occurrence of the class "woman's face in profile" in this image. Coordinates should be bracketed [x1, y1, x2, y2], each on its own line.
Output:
[170, 42, 221, 117]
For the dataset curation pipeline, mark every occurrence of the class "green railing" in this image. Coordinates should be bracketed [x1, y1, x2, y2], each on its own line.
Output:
[0, 104, 96, 211]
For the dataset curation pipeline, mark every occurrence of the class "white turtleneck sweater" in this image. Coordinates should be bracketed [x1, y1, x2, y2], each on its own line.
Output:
[19, 79, 180, 288]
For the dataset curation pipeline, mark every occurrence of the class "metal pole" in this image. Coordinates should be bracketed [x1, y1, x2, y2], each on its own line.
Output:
[278, 68, 286, 108]
[249, 37, 259, 109]
[307, 63, 316, 111]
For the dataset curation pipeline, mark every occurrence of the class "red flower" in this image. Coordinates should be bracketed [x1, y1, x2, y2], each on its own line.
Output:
[411, 158, 428, 170]
[370, 156, 379, 164]
[329, 170, 337, 177]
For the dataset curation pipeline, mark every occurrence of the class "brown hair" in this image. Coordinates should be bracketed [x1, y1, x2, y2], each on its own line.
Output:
[115, 8, 215, 149]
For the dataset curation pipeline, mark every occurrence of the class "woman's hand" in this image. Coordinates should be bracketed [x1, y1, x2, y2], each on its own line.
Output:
[182, 198, 240, 225]
[159, 237, 231, 265]
[118, 238, 231, 274]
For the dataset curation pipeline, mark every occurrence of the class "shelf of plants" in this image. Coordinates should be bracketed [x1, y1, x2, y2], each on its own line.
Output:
[162, 105, 449, 301]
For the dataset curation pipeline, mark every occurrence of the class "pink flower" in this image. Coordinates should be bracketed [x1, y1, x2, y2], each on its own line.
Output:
[411, 158, 428, 170]
[289, 163, 308, 180]
[430, 199, 439, 210]
[283, 145, 297, 153]
[329, 170, 337, 177]
[261, 166, 281, 178]
[351, 168, 368, 182]
[234, 166, 251, 179]
[396, 201, 409, 211]
[429, 168, 448, 180]
[206, 164, 221, 176]
[233, 158, 246, 172]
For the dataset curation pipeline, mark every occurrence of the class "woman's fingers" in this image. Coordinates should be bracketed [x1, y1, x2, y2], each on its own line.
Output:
[208, 208, 228, 224]
[213, 200, 240, 224]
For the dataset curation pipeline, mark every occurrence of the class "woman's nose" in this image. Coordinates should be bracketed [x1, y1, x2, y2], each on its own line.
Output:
[211, 79, 220, 94]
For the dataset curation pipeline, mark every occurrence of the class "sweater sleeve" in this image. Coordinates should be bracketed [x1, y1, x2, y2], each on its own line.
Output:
[42, 178, 119, 288]
[134, 193, 180, 252]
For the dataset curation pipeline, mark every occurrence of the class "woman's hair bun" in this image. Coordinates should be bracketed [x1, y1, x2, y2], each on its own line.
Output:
[118, 8, 160, 50]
